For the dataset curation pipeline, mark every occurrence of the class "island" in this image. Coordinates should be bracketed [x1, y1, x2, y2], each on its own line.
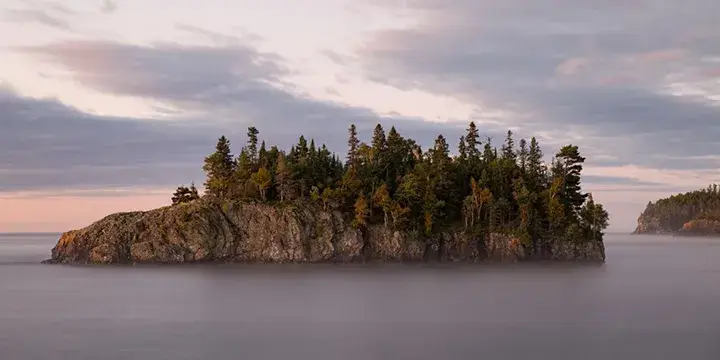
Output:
[45, 122, 609, 264]
[633, 185, 720, 235]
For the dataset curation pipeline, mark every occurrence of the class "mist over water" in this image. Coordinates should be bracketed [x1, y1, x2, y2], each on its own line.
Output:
[1, 233, 719, 359]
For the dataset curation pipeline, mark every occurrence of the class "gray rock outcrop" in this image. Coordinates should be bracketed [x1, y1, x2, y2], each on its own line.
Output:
[45, 199, 605, 264]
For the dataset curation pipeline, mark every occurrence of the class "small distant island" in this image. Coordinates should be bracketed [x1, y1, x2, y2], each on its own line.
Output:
[46, 122, 609, 264]
[634, 185, 720, 236]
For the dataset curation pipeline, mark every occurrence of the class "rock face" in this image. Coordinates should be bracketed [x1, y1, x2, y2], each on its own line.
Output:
[633, 215, 668, 235]
[633, 214, 720, 236]
[46, 199, 605, 264]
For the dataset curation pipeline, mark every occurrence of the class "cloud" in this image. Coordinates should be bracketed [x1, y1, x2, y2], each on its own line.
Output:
[8, 37, 507, 194]
[555, 58, 590, 76]
[2, 8, 71, 30]
[357, 0, 720, 171]
[100, 0, 117, 14]
[0, 86, 213, 192]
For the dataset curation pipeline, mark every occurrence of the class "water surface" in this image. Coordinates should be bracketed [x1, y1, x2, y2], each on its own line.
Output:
[1, 233, 719, 359]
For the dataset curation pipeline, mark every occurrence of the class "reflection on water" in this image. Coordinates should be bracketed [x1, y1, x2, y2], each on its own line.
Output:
[1, 233, 719, 359]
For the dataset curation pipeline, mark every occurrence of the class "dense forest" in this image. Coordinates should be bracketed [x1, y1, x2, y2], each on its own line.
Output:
[172, 122, 609, 247]
[636, 185, 720, 233]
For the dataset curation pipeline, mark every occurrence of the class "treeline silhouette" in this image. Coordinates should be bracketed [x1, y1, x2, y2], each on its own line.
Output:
[640, 185, 720, 231]
[173, 122, 609, 246]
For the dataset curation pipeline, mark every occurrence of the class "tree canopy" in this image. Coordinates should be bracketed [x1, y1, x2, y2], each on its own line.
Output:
[637, 185, 720, 232]
[174, 122, 609, 247]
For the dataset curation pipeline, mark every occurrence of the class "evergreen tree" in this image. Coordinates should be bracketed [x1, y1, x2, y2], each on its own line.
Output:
[501, 130, 516, 161]
[203, 136, 235, 198]
[247, 127, 259, 164]
[518, 138, 528, 171]
[552, 145, 588, 215]
[458, 135, 468, 161]
[171, 183, 200, 205]
[347, 124, 360, 168]
[371, 123, 387, 154]
[191, 122, 609, 246]
[465, 121, 481, 159]
[275, 152, 293, 201]
[527, 137, 544, 179]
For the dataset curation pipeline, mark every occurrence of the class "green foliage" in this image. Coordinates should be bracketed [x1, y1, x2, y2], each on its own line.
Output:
[171, 183, 200, 205]
[251, 167, 272, 201]
[638, 184, 720, 232]
[187, 122, 608, 246]
[202, 136, 234, 198]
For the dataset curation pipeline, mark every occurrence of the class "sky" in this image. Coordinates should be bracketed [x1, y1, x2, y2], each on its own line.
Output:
[0, 0, 719, 232]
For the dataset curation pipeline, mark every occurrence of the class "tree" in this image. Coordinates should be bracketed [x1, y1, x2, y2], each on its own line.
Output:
[518, 138, 528, 171]
[527, 137, 545, 188]
[203, 136, 234, 198]
[247, 127, 259, 164]
[171, 183, 200, 205]
[483, 137, 496, 162]
[275, 152, 293, 201]
[552, 145, 588, 215]
[353, 194, 370, 229]
[465, 121, 481, 159]
[321, 187, 341, 211]
[258, 141, 269, 168]
[458, 135, 468, 161]
[192, 121, 609, 249]
[347, 124, 360, 168]
[580, 193, 609, 240]
[371, 123, 387, 154]
[372, 184, 392, 226]
[251, 167, 272, 201]
[501, 130, 516, 161]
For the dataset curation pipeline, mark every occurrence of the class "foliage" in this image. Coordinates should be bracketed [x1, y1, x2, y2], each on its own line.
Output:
[171, 183, 200, 205]
[182, 123, 608, 246]
[638, 184, 720, 232]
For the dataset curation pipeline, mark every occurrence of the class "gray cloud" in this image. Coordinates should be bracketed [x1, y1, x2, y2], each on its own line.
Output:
[2, 8, 71, 30]
[0, 86, 214, 192]
[358, 0, 720, 170]
[8, 38, 512, 194]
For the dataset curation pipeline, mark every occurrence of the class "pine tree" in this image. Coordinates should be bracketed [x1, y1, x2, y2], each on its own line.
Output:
[502, 130, 516, 161]
[203, 136, 235, 198]
[483, 137, 495, 162]
[465, 121, 480, 159]
[171, 183, 200, 205]
[347, 124, 360, 168]
[258, 141, 268, 168]
[247, 127, 259, 164]
[553, 145, 588, 215]
[371, 123, 387, 154]
[458, 135, 468, 161]
[518, 138, 528, 171]
[191, 122, 609, 247]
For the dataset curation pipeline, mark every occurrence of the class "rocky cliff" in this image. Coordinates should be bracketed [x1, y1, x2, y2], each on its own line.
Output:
[633, 213, 720, 235]
[45, 199, 605, 264]
[633, 215, 669, 235]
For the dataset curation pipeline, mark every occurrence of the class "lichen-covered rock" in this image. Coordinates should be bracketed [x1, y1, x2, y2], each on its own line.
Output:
[45, 199, 605, 264]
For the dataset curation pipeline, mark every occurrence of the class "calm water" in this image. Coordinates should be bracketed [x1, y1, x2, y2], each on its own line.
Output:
[1, 233, 719, 359]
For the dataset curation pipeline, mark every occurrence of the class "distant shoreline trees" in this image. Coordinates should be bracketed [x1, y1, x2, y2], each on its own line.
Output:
[173, 122, 609, 245]
[638, 185, 720, 232]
